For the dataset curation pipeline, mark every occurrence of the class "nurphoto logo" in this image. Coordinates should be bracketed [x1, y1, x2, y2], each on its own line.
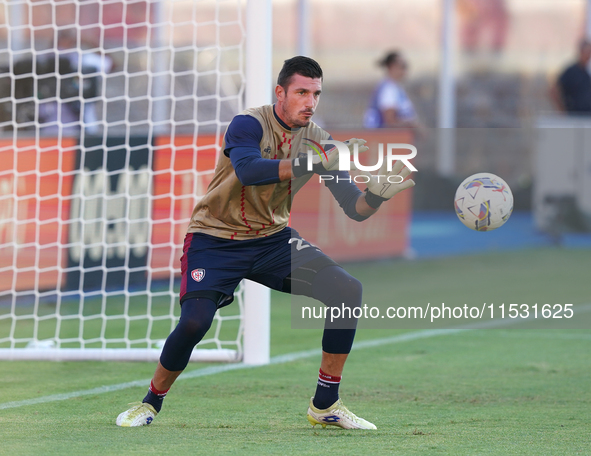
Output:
[305, 140, 417, 184]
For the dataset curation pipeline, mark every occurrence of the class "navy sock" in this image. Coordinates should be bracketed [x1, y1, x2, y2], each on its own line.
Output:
[142, 380, 169, 413]
[144, 298, 217, 412]
[313, 369, 341, 409]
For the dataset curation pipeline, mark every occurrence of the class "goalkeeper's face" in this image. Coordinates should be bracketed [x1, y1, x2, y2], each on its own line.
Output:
[275, 74, 322, 128]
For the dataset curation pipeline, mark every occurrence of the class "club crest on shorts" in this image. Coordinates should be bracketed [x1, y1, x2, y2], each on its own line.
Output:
[191, 268, 206, 282]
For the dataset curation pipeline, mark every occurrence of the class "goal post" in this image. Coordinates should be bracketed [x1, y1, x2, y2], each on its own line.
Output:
[0, 0, 271, 363]
[242, 0, 272, 366]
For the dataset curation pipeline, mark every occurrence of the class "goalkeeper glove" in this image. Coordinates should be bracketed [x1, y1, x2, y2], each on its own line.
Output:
[356, 159, 415, 209]
[292, 138, 369, 177]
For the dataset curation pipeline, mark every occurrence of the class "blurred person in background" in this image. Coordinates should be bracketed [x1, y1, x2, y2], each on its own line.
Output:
[38, 30, 112, 135]
[549, 40, 591, 115]
[458, 0, 509, 57]
[364, 51, 422, 133]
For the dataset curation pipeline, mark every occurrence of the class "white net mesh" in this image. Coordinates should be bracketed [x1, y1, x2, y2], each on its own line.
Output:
[0, 0, 246, 361]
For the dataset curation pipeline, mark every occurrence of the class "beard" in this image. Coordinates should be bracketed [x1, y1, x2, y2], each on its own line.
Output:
[281, 99, 314, 128]
[292, 117, 311, 128]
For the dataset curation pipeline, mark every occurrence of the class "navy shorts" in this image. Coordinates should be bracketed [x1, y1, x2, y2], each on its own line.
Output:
[179, 227, 338, 308]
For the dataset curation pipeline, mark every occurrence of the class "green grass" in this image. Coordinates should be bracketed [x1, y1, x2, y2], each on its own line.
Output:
[0, 248, 590, 455]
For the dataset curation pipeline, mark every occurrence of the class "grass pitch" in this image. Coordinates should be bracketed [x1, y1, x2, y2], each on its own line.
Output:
[0, 248, 589, 455]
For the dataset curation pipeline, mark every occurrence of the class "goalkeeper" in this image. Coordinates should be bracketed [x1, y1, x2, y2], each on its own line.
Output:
[117, 56, 414, 429]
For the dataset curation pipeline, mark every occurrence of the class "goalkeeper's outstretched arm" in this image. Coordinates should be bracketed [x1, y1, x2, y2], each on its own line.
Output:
[355, 193, 380, 217]
[323, 157, 414, 222]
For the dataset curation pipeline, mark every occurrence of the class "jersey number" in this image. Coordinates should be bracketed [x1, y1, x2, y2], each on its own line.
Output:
[288, 238, 311, 251]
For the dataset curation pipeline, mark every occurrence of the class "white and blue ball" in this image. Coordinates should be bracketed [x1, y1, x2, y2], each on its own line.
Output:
[454, 173, 513, 231]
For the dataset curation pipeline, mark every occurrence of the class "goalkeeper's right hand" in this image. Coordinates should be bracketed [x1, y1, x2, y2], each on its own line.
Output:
[356, 159, 415, 209]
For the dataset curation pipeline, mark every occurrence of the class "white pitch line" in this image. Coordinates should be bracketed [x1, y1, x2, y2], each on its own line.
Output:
[468, 330, 591, 341]
[0, 329, 460, 411]
[2, 304, 590, 412]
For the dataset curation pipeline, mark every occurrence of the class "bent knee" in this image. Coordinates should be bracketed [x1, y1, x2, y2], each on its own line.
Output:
[330, 272, 363, 304]
[177, 315, 213, 340]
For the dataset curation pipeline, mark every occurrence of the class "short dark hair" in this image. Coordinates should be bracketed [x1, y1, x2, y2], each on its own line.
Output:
[277, 56, 323, 89]
[379, 51, 401, 68]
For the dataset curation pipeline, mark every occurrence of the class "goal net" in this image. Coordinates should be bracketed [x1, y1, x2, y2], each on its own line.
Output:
[0, 0, 267, 362]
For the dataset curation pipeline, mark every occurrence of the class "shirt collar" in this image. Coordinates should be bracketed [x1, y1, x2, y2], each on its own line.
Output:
[273, 104, 301, 133]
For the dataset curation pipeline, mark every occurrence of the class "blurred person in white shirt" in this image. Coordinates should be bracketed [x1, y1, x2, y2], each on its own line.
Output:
[364, 51, 422, 133]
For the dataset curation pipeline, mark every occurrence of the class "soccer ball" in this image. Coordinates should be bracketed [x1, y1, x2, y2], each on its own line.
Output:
[454, 173, 513, 231]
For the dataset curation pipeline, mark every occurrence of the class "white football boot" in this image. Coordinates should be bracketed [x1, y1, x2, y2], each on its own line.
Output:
[307, 398, 377, 430]
[116, 402, 157, 427]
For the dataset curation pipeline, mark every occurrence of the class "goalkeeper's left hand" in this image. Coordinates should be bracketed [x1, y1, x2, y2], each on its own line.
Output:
[292, 138, 369, 177]
[356, 159, 415, 209]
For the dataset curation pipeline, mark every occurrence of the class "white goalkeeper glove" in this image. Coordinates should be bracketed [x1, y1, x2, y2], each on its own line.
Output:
[356, 159, 415, 209]
[292, 138, 369, 177]
[319, 138, 369, 172]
